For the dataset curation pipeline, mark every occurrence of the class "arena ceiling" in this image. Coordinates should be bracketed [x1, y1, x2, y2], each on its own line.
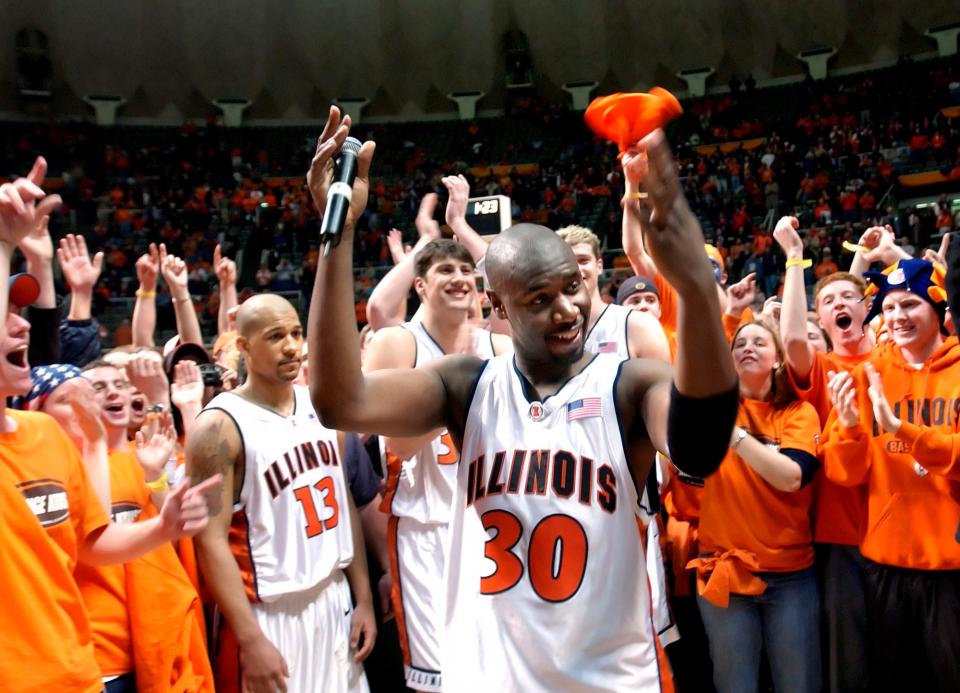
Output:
[2, 0, 957, 123]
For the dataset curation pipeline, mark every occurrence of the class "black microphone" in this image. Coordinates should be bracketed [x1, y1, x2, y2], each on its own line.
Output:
[320, 136, 362, 256]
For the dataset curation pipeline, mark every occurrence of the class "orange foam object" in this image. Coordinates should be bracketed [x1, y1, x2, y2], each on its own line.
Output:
[584, 87, 683, 152]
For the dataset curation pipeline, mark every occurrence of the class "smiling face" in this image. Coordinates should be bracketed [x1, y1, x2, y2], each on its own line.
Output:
[84, 365, 131, 431]
[0, 310, 32, 397]
[569, 242, 603, 297]
[816, 279, 868, 348]
[881, 289, 941, 354]
[489, 240, 590, 368]
[732, 322, 781, 383]
[415, 256, 478, 314]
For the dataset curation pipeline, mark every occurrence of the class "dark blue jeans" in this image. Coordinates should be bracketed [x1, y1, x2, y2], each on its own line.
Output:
[816, 543, 867, 693]
[698, 566, 821, 693]
[104, 672, 136, 693]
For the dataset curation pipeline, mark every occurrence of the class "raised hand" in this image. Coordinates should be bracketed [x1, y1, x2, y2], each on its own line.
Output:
[626, 129, 711, 295]
[386, 229, 406, 265]
[760, 295, 782, 325]
[773, 216, 803, 259]
[125, 351, 170, 407]
[857, 225, 897, 264]
[415, 193, 442, 241]
[923, 232, 950, 268]
[63, 378, 107, 446]
[170, 360, 205, 411]
[306, 105, 376, 232]
[135, 411, 177, 481]
[136, 242, 161, 291]
[442, 174, 471, 229]
[159, 245, 189, 294]
[18, 214, 54, 264]
[57, 233, 104, 291]
[725, 273, 757, 317]
[213, 244, 237, 285]
[0, 157, 61, 249]
[827, 369, 861, 429]
[864, 362, 900, 433]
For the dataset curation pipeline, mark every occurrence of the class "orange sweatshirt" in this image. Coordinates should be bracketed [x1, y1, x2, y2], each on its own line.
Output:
[822, 337, 960, 569]
[694, 398, 819, 606]
[787, 349, 869, 546]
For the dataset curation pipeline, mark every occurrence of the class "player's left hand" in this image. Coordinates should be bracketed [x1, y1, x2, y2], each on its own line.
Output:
[350, 598, 377, 662]
[159, 474, 223, 539]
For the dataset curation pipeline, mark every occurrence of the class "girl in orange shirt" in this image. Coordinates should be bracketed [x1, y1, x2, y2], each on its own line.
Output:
[693, 321, 821, 693]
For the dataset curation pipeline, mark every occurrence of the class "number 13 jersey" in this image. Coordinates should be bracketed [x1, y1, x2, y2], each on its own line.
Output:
[205, 385, 354, 603]
[442, 354, 662, 692]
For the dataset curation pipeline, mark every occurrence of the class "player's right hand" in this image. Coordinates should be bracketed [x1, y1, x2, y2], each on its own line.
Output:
[240, 634, 290, 693]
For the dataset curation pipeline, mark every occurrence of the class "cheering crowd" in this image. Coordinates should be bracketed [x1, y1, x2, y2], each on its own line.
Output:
[1, 96, 959, 693]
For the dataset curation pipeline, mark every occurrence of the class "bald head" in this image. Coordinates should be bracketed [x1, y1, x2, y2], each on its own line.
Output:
[486, 224, 576, 294]
[236, 294, 300, 338]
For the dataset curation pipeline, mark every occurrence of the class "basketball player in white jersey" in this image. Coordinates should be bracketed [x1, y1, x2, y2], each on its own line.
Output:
[188, 293, 375, 693]
[558, 224, 677, 645]
[557, 225, 671, 362]
[365, 238, 511, 692]
[306, 108, 738, 692]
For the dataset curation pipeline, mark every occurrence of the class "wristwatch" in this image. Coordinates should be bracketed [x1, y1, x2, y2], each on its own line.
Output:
[731, 427, 748, 451]
[146, 403, 168, 416]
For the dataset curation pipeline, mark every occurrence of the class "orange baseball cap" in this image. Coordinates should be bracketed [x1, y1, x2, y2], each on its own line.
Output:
[704, 244, 724, 268]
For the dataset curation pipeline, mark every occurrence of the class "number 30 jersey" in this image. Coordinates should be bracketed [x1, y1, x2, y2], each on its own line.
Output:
[442, 354, 662, 692]
[205, 386, 354, 603]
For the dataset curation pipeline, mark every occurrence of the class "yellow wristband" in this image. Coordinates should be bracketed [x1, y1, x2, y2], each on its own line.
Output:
[842, 241, 869, 254]
[145, 472, 170, 492]
[785, 258, 812, 269]
[136, 289, 157, 298]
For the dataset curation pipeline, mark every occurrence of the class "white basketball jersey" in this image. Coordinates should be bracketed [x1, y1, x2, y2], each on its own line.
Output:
[442, 354, 662, 692]
[383, 321, 495, 525]
[584, 302, 632, 359]
[206, 386, 354, 602]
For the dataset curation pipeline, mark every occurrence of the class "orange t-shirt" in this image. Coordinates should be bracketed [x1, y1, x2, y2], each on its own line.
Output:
[0, 410, 107, 693]
[822, 339, 960, 569]
[699, 398, 819, 574]
[75, 446, 150, 676]
[787, 349, 869, 545]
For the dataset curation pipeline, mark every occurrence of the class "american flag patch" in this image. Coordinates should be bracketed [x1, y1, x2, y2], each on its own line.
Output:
[596, 341, 618, 353]
[566, 397, 602, 421]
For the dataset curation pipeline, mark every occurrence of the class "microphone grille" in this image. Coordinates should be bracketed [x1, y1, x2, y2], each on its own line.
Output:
[341, 136, 362, 157]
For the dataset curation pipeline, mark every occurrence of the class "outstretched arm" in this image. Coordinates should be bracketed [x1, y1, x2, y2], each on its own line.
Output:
[621, 131, 738, 479]
[132, 243, 160, 347]
[307, 106, 468, 438]
[159, 245, 203, 346]
[365, 196, 439, 330]
[620, 149, 660, 279]
[214, 244, 238, 338]
[773, 216, 815, 380]
[58, 233, 104, 321]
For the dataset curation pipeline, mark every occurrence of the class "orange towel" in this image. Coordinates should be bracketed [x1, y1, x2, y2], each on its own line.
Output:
[584, 88, 683, 152]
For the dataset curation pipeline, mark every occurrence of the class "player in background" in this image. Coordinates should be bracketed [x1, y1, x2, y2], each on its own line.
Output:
[365, 239, 510, 691]
[307, 107, 737, 691]
[188, 293, 375, 693]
